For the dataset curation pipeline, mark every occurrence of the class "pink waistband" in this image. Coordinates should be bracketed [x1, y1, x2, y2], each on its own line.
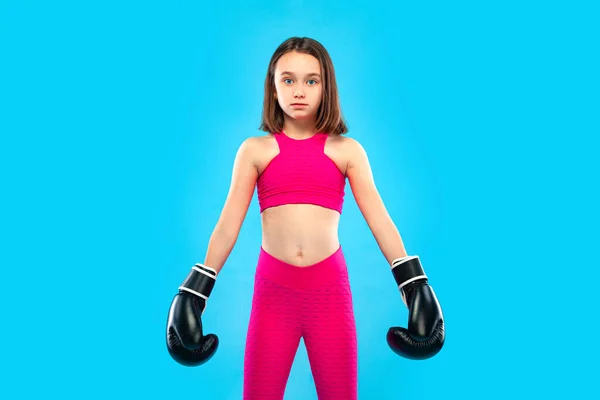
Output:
[256, 246, 348, 290]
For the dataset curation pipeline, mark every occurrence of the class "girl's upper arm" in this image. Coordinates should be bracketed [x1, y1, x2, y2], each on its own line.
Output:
[346, 137, 388, 227]
[215, 137, 259, 237]
[346, 137, 378, 204]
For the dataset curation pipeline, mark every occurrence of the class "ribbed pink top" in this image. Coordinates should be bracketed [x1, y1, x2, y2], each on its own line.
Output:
[256, 132, 346, 214]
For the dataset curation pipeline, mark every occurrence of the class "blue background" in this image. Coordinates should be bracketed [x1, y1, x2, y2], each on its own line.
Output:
[1, 0, 598, 399]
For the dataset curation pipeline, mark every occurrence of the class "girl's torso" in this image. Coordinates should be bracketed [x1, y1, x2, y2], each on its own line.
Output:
[254, 133, 351, 267]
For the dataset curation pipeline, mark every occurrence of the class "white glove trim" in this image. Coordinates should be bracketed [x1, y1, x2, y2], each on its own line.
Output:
[192, 264, 218, 278]
[178, 286, 209, 301]
[391, 255, 419, 268]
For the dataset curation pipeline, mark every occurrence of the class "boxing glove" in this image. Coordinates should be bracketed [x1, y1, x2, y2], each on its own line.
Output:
[166, 263, 219, 366]
[387, 256, 445, 360]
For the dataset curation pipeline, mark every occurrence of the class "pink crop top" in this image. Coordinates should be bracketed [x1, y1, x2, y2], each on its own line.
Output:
[257, 132, 346, 214]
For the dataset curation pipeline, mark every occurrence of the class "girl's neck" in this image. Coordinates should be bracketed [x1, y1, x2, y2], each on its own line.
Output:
[282, 117, 318, 139]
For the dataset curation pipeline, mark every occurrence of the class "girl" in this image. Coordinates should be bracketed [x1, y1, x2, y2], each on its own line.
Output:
[235, 36, 408, 399]
[166, 36, 444, 400]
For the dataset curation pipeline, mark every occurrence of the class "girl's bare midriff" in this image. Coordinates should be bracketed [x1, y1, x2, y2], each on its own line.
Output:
[256, 133, 349, 267]
[261, 204, 341, 266]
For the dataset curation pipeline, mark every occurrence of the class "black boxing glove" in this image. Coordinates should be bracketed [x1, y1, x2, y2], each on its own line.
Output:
[386, 256, 445, 360]
[166, 263, 219, 366]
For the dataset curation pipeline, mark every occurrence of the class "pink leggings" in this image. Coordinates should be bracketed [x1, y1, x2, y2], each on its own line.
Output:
[243, 246, 358, 399]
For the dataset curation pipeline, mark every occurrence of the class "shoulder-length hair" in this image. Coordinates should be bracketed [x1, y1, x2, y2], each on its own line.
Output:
[259, 37, 348, 135]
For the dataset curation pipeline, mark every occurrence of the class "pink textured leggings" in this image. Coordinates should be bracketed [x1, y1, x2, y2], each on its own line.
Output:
[243, 246, 358, 399]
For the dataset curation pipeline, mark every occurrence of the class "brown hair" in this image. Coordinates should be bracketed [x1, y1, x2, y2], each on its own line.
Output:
[258, 37, 348, 135]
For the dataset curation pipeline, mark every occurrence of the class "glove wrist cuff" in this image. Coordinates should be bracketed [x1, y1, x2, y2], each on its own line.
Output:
[391, 256, 428, 289]
[178, 263, 217, 300]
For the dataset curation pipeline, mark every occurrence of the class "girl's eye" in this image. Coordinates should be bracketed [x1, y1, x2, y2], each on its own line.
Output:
[283, 78, 318, 85]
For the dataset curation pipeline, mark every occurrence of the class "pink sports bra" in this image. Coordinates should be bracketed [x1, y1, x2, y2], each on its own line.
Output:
[256, 132, 346, 214]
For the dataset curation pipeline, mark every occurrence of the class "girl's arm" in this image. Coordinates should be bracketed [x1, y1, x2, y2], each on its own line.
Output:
[203, 137, 258, 274]
[346, 138, 409, 265]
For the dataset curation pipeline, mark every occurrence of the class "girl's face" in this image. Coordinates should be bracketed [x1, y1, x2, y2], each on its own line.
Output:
[273, 51, 323, 122]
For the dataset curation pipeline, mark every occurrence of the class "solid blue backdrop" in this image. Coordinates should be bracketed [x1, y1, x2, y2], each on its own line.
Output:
[1, 0, 598, 399]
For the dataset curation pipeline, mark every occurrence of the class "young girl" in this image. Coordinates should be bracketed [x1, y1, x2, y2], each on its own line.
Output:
[166, 37, 445, 400]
